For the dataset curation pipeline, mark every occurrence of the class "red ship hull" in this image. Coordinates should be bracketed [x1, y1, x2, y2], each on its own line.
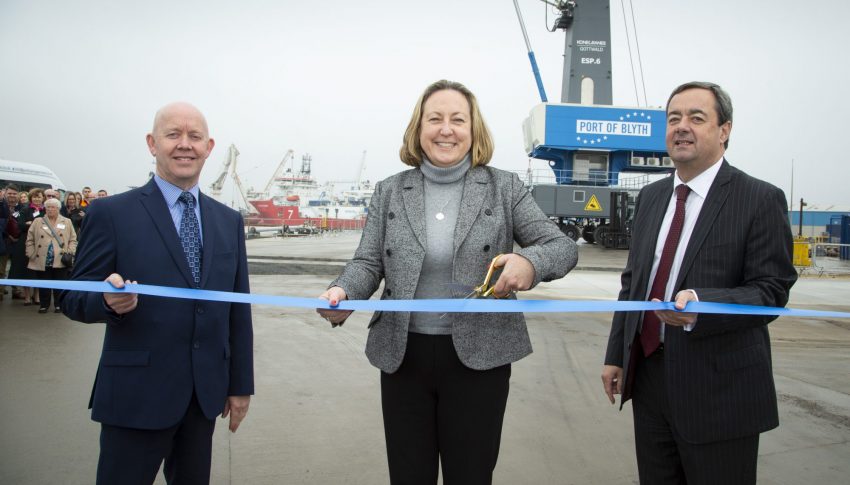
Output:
[244, 199, 366, 230]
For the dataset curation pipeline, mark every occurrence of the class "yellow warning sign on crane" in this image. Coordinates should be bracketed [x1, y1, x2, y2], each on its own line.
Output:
[584, 194, 603, 212]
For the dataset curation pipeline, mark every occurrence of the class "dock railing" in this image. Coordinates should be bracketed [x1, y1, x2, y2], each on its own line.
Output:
[796, 242, 850, 277]
[515, 169, 653, 190]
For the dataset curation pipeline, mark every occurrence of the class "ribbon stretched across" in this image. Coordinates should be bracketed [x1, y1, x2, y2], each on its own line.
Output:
[2, 279, 847, 318]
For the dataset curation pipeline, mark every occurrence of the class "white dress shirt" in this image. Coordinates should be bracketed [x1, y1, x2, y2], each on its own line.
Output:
[646, 157, 724, 338]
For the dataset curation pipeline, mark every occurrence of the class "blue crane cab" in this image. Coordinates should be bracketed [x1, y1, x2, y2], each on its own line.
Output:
[522, 102, 671, 245]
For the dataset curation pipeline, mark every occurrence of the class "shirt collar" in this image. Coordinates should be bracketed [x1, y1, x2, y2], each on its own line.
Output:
[154, 174, 200, 208]
[673, 156, 724, 200]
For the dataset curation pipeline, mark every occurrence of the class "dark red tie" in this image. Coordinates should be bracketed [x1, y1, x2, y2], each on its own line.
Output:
[641, 184, 691, 356]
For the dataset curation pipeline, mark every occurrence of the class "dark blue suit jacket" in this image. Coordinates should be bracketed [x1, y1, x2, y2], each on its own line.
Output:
[61, 178, 253, 430]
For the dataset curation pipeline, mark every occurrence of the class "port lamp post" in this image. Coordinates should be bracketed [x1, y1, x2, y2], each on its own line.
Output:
[798, 198, 807, 238]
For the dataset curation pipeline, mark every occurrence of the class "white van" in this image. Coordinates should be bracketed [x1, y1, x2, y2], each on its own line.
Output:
[0, 159, 67, 195]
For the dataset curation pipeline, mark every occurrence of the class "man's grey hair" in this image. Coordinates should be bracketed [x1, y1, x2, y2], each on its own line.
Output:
[666, 81, 733, 149]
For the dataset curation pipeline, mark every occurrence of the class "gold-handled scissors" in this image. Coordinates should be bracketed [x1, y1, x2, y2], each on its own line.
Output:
[463, 253, 505, 299]
[439, 254, 509, 319]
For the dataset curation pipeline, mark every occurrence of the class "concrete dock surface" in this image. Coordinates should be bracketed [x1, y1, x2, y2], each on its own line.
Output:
[1, 232, 848, 484]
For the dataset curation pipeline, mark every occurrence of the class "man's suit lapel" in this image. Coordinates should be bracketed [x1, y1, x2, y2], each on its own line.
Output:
[199, 193, 216, 288]
[139, 179, 196, 287]
[400, 169, 426, 250]
[453, 167, 488, 253]
[675, 160, 733, 289]
[634, 179, 674, 298]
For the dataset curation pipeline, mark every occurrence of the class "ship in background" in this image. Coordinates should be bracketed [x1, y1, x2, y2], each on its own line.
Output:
[209, 145, 372, 232]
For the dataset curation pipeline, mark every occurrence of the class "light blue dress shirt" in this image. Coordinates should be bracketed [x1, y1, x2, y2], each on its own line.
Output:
[153, 174, 203, 245]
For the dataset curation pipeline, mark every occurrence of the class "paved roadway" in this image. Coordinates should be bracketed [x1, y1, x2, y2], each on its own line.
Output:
[1, 232, 848, 484]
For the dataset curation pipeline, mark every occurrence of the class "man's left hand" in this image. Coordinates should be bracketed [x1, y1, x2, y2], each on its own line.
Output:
[222, 395, 251, 432]
[653, 289, 698, 327]
[490, 253, 535, 298]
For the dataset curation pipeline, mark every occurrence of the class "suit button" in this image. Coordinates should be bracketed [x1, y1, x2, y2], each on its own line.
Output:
[193, 342, 200, 349]
[483, 245, 490, 252]
[196, 306, 204, 314]
[386, 249, 392, 257]
[484, 208, 493, 216]
[386, 289, 392, 296]
[388, 212, 395, 220]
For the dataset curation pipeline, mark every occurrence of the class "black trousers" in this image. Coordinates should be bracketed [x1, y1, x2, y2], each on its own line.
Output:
[96, 392, 215, 485]
[381, 332, 511, 485]
[632, 349, 759, 485]
[36, 266, 69, 309]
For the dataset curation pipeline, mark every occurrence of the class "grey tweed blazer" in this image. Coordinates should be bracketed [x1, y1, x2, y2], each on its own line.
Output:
[332, 165, 577, 373]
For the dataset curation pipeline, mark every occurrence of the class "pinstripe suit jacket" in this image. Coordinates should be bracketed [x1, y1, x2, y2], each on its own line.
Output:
[604, 160, 797, 444]
[332, 165, 576, 373]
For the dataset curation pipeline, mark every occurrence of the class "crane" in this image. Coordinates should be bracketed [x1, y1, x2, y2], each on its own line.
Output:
[209, 144, 239, 197]
[515, 0, 670, 248]
[264, 149, 296, 195]
[356, 150, 368, 188]
[229, 148, 258, 215]
[207, 144, 258, 215]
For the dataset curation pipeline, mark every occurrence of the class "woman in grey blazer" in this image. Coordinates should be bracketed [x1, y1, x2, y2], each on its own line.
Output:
[318, 80, 577, 485]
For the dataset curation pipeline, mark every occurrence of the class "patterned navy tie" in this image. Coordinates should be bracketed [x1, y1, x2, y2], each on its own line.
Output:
[178, 191, 202, 285]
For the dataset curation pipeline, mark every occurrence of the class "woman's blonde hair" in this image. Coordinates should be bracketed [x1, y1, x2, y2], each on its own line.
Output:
[399, 80, 494, 167]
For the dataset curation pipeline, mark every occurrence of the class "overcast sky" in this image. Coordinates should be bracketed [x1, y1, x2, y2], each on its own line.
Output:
[1, 0, 848, 207]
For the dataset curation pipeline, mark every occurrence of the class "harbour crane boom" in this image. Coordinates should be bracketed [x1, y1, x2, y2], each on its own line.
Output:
[229, 148, 258, 215]
[356, 150, 368, 188]
[209, 144, 238, 197]
[263, 149, 296, 195]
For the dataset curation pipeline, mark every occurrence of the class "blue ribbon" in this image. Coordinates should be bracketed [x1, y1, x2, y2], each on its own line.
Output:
[2, 278, 848, 318]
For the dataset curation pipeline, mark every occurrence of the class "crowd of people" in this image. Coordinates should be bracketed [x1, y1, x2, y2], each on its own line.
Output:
[0, 184, 108, 312]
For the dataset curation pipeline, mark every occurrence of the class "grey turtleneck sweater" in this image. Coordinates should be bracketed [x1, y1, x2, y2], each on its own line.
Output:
[408, 154, 471, 335]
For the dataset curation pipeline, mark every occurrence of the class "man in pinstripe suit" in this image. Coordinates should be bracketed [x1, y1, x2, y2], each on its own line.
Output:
[601, 81, 797, 484]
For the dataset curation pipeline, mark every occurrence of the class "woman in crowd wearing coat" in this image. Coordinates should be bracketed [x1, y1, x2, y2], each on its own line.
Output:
[26, 197, 77, 313]
[317, 79, 578, 485]
[61, 191, 85, 235]
[9, 188, 43, 305]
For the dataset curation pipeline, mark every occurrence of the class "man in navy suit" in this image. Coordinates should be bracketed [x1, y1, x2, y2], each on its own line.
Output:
[61, 102, 253, 484]
[601, 82, 796, 484]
